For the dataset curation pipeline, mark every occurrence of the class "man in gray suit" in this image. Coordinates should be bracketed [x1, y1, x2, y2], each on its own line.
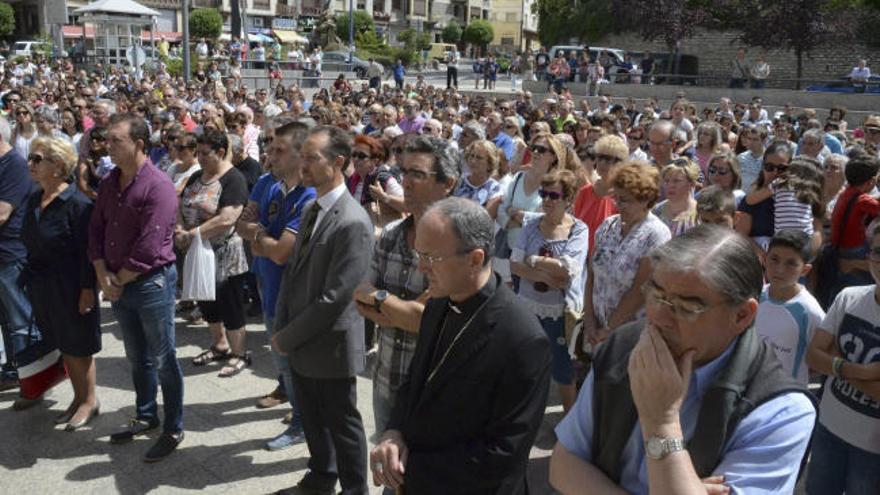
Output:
[272, 126, 374, 495]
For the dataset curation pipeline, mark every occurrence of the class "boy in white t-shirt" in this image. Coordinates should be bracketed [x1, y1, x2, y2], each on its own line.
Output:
[755, 229, 825, 384]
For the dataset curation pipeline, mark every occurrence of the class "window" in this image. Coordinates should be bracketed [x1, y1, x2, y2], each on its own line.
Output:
[501, 37, 514, 47]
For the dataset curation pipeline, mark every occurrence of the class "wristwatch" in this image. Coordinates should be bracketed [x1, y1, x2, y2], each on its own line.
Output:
[373, 290, 389, 312]
[645, 436, 685, 460]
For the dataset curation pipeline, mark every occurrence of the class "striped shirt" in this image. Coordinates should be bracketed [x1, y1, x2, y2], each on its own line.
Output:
[773, 189, 813, 235]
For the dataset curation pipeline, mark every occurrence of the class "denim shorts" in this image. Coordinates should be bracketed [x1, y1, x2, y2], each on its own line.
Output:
[806, 422, 880, 495]
[539, 316, 573, 385]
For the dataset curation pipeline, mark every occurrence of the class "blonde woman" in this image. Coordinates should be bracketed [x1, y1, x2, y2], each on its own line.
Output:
[652, 158, 701, 237]
[455, 140, 503, 207]
[22, 137, 101, 429]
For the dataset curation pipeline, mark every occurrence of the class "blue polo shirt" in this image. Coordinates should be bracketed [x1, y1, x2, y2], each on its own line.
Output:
[492, 132, 516, 162]
[0, 148, 32, 264]
[252, 179, 316, 317]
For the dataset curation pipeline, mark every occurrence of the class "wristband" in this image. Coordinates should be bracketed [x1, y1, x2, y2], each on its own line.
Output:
[832, 356, 844, 378]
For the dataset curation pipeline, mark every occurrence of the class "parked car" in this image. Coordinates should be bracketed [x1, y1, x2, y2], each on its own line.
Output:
[806, 74, 880, 93]
[14, 41, 51, 58]
[321, 51, 376, 79]
[547, 45, 627, 81]
[628, 51, 700, 85]
[428, 43, 457, 62]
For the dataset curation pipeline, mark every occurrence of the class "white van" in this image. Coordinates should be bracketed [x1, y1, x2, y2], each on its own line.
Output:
[14, 41, 51, 58]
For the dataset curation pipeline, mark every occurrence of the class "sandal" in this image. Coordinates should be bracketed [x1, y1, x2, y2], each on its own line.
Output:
[218, 353, 251, 378]
[192, 346, 230, 366]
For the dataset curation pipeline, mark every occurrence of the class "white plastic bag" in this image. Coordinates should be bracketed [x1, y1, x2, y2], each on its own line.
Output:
[181, 227, 216, 301]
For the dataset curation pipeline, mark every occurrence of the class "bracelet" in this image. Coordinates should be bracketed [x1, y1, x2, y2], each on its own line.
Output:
[832, 356, 844, 378]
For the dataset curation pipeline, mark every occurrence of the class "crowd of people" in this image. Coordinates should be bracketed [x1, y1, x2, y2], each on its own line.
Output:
[0, 54, 879, 494]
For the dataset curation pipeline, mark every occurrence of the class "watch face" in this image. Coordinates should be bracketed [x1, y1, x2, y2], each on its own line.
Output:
[646, 437, 664, 458]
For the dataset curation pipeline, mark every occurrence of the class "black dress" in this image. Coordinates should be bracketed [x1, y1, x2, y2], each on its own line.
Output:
[21, 185, 100, 357]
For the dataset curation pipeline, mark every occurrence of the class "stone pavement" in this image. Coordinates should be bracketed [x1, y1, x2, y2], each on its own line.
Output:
[0, 304, 560, 494]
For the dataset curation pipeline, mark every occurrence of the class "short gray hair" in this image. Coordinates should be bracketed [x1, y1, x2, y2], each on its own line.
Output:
[427, 197, 495, 265]
[802, 128, 825, 145]
[650, 225, 763, 304]
[228, 133, 244, 154]
[95, 99, 116, 115]
[404, 135, 461, 183]
[0, 116, 11, 143]
[35, 106, 59, 125]
[825, 153, 848, 172]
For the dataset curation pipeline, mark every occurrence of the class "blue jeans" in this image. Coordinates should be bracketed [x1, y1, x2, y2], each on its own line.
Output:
[806, 422, 880, 494]
[112, 264, 184, 434]
[539, 316, 574, 385]
[265, 315, 302, 428]
[0, 260, 41, 380]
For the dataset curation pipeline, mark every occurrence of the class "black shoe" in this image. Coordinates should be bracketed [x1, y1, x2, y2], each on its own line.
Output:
[0, 377, 19, 392]
[110, 418, 160, 444]
[275, 481, 334, 495]
[143, 431, 184, 463]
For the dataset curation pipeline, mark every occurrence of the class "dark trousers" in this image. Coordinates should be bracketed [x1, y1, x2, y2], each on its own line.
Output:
[447, 66, 458, 88]
[292, 370, 368, 495]
[369, 76, 381, 89]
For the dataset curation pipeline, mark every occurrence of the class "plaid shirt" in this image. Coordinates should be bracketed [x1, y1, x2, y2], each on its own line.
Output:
[370, 216, 427, 403]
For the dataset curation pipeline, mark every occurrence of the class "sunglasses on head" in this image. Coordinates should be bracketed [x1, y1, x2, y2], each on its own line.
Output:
[763, 163, 788, 173]
[538, 189, 564, 200]
[351, 151, 371, 160]
[530, 144, 552, 155]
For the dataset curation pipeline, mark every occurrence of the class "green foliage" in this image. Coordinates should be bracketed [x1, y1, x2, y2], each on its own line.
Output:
[355, 29, 384, 52]
[462, 19, 494, 52]
[335, 11, 376, 42]
[397, 28, 431, 52]
[442, 20, 462, 44]
[163, 54, 184, 77]
[534, 0, 614, 46]
[189, 9, 222, 41]
[0, 2, 14, 37]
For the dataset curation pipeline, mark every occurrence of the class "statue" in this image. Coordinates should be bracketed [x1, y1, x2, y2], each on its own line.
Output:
[310, 8, 343, 51]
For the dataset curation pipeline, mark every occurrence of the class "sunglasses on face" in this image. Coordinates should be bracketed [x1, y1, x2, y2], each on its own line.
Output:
[27, 153, 44, 163]
[538, 189, 564, 201]
[763, 163, 788, 173]
[530, 144, 552, 155]
[351, 151, 372, 160]
[16, 111, 29, 116]
[708, 165, 729, 176]
[596, 154, 620, 164]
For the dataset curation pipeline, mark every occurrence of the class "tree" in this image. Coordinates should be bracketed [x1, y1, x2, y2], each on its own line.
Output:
[442, 20, 462, 44]
[534, 0, 614, 47]
[713, 0, 852, 88]
[462, 19, 494, 56]
[335, 11, 376, 43]
[189, 8, 222, 41]
[0, 2, 13, 37]
[397, 28, 431, 52]
[610, 0, 713, 75]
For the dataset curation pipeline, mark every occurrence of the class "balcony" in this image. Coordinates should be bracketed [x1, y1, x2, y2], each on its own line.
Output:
[373, 11, 391, 22]
[252, 0, 271, 11]
[276, 2, 296, 15]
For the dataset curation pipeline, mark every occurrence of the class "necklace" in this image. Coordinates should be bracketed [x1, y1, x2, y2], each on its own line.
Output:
[427, 297, 492, 384]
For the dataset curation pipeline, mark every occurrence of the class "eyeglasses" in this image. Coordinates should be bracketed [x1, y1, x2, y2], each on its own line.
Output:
[641, 282, 712, 322]
[595, 154, 620, 164]
[707, 165, 729, 176]
[530, 144, 552, 155]
[414, 249, 470, 268]
[538, 189, 564, 201]
[400, 167, 437, 181]
[392, 147, 404, 155]
[763, 162, 788, 173]
[16, 111, 29, 116]
[866, 128, 880, 135]
[351, 151, 371, 160]
[27, 153, 44, 163]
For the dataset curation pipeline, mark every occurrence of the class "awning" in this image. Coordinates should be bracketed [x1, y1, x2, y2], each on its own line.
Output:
[274, 30, 308, 44]
[61, 25, 181, 42]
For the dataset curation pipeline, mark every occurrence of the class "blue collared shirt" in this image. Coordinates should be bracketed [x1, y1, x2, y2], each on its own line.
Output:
[555, 337, 816, 494]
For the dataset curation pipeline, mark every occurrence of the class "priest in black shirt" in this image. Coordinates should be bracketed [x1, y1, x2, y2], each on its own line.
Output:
[369, 197, 551, 495]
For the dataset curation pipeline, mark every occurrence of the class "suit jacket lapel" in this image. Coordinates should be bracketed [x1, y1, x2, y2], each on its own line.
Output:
[291, 194, 345, 273]
[416, 292, 496, 408]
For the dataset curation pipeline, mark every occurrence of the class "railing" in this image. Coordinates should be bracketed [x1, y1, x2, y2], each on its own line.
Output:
[191, 0, 221, 7]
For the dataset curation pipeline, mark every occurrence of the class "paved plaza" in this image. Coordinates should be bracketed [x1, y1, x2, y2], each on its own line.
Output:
[0, 303, 560, 494]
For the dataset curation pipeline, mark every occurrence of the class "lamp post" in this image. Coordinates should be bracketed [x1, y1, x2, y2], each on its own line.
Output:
[182, 0, 191, 82]
[348, 0, 354, 70]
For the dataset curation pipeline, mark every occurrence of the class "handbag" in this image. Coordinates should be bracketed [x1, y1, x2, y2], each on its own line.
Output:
[182, 227, 216, 301]
[494, 172, 523, 259]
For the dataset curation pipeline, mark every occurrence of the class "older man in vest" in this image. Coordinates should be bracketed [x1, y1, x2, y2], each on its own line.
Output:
[550, 225, 816, 494]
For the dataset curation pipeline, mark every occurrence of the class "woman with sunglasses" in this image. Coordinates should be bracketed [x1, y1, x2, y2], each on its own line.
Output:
[510, 169, 588, 412]
[166, 134, 201, 196]
[586, 161, 671, 347]
[22, 137, 101, 430]
[497, 132, 567, 288]
[652, 158, 701, 237]
[700, 151, 745, 204]
[11, 103, 37, 159]
[349, 135, 405, 230]
[735, 141, 794, 252]
[573, 135, 628, 252]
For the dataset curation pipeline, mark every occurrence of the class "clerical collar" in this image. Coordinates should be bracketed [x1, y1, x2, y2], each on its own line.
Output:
[447, 272, 497, 315]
